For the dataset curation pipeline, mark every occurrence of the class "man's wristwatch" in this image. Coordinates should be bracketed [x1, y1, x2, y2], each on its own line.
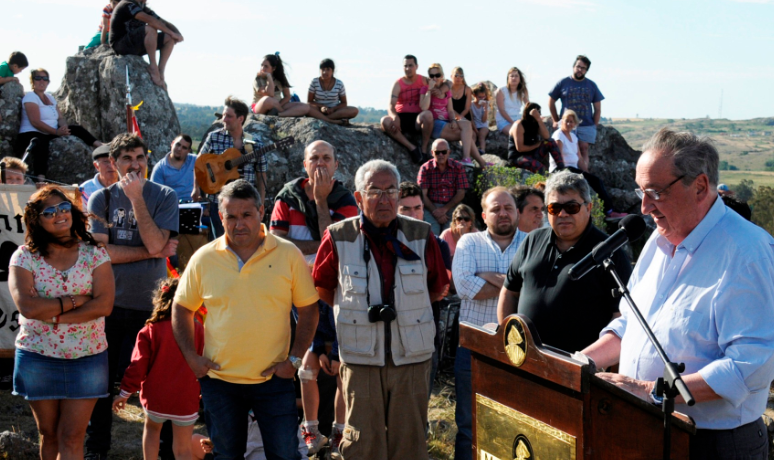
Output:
[288, 355, 303, 370]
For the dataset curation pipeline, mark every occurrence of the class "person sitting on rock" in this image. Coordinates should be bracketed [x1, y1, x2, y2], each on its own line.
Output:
[251, 53, 312, 119]
[495, 67, 529, 136]
[307, 58, 359, 126]
[507, 102, 564, 175]
[0, 51, 27, 86]
[84, 0, 120, 50]
[109, 0, 183, 88]
[1, 156, 29, 185]
[427, 63, 485, 169]
[15, 68, 103, 182]
[380, 54, 433, 164]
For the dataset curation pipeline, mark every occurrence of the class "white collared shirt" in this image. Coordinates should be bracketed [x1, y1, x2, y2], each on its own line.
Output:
[453, 229, 527, 326]
[603, 197, 774, 429]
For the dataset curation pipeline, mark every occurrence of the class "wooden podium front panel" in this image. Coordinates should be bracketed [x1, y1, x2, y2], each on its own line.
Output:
[472, 355, 585, 459]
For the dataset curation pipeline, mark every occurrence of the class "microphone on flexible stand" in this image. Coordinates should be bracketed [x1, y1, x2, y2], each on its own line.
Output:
[568, 214, 646, 281]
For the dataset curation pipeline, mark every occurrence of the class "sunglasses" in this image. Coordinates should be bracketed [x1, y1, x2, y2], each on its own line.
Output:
[429, 73, 443, 79]
[546, 201, 587, 216]
[433, 149, 449, 155]
[456, 216, 471, 222]
[40, 201, 72, 219]
[33, 76, 50, 82]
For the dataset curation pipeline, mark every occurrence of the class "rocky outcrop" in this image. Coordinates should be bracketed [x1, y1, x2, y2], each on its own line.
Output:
[198, 115, 640, 214]
[48, 136, 95, 185]
[54, 45, 179, 162]
[0, 81, 24, 157]
[0, 431, 38, 460]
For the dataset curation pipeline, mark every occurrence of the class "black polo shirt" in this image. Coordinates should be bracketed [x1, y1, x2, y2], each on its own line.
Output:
[503, 223, 632, 353]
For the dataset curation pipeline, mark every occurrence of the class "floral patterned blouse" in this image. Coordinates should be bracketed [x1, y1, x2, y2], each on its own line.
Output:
[10, 242, 111, 359]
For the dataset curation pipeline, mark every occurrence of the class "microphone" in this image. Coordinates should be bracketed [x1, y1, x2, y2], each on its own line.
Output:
[20, 138, 39, 164]
[568, 214, 646, 281]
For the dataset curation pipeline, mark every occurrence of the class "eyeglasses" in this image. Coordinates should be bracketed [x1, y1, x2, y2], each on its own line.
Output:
[360, 188, 400, 200]
[635, 175, 685, 201]
[33, 76, 50, 82]
[429, 73, 443, 79]
[433, 149, 449, 156]
[546, 201, 587, 216]
[40, 201, 72, 219]
[455, 216, 471, 222]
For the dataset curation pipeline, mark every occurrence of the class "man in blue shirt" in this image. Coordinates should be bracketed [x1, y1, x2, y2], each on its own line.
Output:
[80, 144, 119, 207]
[548, 55, 604, 173]
[582, 128, 774, 460]
[150, 134, 196, 201]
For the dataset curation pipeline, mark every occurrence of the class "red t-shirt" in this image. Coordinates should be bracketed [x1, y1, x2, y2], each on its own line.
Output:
[313, 222, 449, 297]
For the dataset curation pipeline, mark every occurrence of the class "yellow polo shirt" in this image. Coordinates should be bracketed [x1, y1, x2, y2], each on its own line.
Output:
[175, 224, 319, 384]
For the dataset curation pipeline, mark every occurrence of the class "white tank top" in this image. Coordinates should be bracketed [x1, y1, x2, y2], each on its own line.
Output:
[495, 89, 523, 125]
[20, 92, 58, 134]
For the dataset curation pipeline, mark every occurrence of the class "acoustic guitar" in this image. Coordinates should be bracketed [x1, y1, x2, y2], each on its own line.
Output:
[195, 137, 295, 195]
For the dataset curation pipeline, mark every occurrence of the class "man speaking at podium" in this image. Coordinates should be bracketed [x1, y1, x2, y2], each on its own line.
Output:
[582, 129, 774, 460]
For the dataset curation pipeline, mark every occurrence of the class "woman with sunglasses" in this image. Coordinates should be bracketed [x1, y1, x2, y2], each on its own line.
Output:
[427, 63, 486, 168]
[16, 68, 103, 182]
[439, 204, 478, 257]
[9, 186, 114, 460]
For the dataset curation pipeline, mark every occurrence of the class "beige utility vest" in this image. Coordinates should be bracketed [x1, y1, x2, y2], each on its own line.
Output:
[329, 216, 436, 366]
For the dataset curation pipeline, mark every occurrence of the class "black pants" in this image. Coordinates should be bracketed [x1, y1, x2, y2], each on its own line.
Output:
[690, 418, 768, 460]
[563, 167, 614, 214]
[14, 125, 98, 177]
[85, 306, 173, 457]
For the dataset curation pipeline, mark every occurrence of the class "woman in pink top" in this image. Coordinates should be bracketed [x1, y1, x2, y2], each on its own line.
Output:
[440, 203, 478, 257]
[427, 64, 486, 168]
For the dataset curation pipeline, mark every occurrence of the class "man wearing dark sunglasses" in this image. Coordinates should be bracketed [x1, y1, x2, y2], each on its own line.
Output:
[417, 139, 470, 236]
[582, 129, 774, 459]
[498, 169, 631, 355]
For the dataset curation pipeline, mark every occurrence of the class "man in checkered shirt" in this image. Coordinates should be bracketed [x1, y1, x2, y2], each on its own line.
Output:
[199, 96, 267, 236]
[450, 186, 526, 460]
[417, 139, 469, 235]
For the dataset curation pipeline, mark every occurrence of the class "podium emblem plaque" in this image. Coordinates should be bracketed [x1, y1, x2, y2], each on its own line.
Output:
[504, 316, 527, 367]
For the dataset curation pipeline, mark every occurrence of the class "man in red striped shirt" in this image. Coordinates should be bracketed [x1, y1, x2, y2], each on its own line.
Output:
[270, 140, 358, 263]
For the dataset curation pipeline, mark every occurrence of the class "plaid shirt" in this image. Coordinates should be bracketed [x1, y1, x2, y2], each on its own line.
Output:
[452, 229, 527, 326]
[417, 158, 469, 204]
[199, 128, 267, 185]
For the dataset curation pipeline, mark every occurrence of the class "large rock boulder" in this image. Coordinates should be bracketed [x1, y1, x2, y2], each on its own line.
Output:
[54, 45, 179, 164]
[47, 136, 95, 185]
[0, 81, 24, 158]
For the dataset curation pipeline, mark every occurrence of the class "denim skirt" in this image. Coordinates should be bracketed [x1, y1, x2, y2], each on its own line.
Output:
[13, 348, 109, 400]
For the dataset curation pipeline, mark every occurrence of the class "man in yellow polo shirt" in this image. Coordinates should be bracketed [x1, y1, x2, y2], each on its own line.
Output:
[172, 179, 319, 460]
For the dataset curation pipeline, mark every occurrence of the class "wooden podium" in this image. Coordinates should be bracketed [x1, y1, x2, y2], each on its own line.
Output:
[459, 314, 695, 460]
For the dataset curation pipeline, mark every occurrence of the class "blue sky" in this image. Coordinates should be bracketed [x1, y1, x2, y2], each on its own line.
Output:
[3, 0, 773, 120]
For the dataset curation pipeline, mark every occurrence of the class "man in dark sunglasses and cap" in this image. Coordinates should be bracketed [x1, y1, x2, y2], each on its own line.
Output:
[497, 169, 631, 354]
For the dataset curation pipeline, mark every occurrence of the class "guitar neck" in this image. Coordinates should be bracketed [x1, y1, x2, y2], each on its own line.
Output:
[232, 143, 275, 167]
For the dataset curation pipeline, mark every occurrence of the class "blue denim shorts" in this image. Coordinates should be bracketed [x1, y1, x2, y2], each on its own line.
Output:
[13, 348, 109, 400]
[575, 125, 597, 144]
[432, 120, 448, 138]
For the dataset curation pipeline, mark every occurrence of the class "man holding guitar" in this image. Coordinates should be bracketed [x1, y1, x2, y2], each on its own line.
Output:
[198, 97, 266, 237]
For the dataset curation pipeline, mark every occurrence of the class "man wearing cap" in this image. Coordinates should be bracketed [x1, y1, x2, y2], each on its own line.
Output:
[81, 143, 119, 207]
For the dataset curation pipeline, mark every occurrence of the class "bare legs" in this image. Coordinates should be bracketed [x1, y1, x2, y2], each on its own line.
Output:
[578, 140, 590, 172]
[440, 119, 487, 167]
[300, 350, 345, 427]
[29, 398, 98, 460]
[252, 96, 311, 118]
[144, 417, 194, 460]
[144, 26, 175, 88]
[381, 116, 417, 151]
[477, 126, 490, 152]
[419, 111, 433, 154]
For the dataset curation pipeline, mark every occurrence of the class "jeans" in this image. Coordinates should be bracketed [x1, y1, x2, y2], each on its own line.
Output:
[454, 346, 472, 460]
[85, 306, 152, 454]
[424, 203, 453, 236]
[199, 375, 301, 460]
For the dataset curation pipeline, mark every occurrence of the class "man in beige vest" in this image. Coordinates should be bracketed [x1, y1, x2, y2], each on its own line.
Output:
[313, 159, 449, 460]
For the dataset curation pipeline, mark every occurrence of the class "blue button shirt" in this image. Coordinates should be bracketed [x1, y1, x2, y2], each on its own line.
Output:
[603, 197, 774, 429]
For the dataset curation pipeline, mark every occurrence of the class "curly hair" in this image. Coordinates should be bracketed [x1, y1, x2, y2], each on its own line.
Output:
[147, 277, 179, 325]
[23, 186, 101, 257]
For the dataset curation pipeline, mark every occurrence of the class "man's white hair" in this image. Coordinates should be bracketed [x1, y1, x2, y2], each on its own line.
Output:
[355, 160, 400, 191]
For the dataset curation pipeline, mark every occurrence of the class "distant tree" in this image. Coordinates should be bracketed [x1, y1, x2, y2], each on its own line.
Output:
[728, 165, 739, 171]
[751, 186, 774, 236]
[765, 159, 774, 172]
[736, 179, 755, 202]
[719, 160, 729, 170]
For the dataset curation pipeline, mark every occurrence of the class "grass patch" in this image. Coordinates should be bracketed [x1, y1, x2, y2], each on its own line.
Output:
[720, 171, 774, 189]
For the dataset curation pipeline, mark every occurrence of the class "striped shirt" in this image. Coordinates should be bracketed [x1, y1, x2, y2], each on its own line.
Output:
[308, 78, 346, 108]
[452, 229, 527, 326]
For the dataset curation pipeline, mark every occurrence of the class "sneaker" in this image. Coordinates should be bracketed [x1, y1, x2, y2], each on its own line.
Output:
[409, 147, 423, 164]
[302, 428, 328, 455]
[330, 427, 343, 460]
[605, 211, 628, 220]
[461, 158, 474, 169]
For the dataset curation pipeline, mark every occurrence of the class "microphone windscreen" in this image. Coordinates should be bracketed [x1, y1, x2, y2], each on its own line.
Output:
[619, 214, 646, 242]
